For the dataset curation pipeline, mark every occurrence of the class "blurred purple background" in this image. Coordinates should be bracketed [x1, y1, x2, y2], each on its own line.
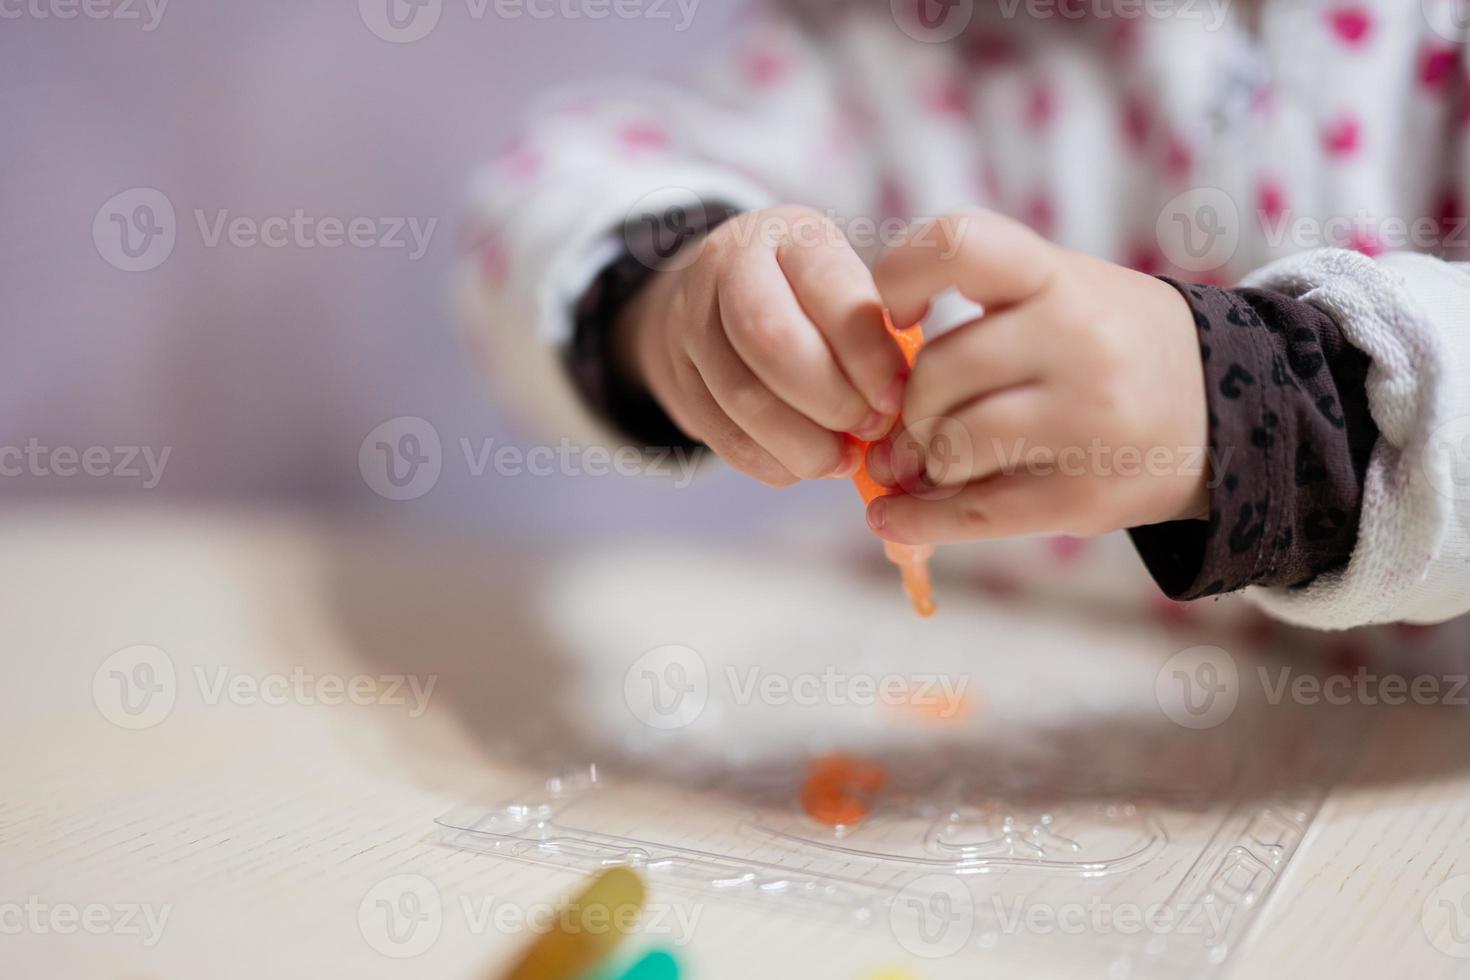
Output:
[0, 0, 844, 539]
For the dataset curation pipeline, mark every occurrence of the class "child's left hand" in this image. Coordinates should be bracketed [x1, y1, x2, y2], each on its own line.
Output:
[864, 210, 1212, 545]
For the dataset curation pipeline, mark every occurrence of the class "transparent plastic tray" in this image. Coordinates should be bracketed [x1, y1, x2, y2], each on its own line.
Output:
[437, 702, 1357, 977]
[436, 545, 1370, 976]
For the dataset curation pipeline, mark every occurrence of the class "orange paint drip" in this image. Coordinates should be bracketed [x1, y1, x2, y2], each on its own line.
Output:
[889, 689, 977, 725]
[801, 754, 887, 828]
[853, 314, 936, 617]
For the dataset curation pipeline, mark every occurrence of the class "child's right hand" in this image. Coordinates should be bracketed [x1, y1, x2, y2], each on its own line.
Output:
[613, 206, 910, 487]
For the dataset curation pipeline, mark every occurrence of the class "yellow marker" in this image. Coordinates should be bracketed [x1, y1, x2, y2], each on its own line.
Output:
[497, 867, 646, 980]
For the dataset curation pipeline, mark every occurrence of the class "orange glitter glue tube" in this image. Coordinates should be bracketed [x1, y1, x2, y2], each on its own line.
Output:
[851, 314, 935, 618]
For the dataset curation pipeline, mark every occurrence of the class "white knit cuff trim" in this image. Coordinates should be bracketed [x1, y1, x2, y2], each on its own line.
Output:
[1238, 248, 1447, 629]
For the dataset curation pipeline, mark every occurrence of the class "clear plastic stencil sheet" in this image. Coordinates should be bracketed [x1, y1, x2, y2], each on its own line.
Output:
[434, 546, 1370, 978]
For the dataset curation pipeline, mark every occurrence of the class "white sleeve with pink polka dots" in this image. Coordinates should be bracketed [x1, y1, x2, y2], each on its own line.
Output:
[456, 10, 883, 446]
[457, 1, 1470, 625]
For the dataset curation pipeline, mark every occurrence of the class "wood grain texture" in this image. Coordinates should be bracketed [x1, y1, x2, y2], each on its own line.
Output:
[3, 507, 1468, 980]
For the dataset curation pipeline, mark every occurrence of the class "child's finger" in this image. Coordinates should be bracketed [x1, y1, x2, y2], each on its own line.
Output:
[900, 308, 1047, 427]
[864, 470, 1075, 545]
[897, 384, 1052, 490]
[874, 210, 1058, 329]
[666, 357, 799, 488]
[718, 249, 875, 437]
[776, 234, 908, 421]
[689, 319, 855, 480]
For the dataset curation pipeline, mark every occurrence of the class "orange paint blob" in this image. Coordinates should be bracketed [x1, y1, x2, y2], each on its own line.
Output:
[852, 314, 935, 617]
[801, 754, 888, 828]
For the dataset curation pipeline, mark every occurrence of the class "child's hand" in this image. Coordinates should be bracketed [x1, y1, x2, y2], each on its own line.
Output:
[864, 210, 1210, 544]
[615, 206, 909, 487]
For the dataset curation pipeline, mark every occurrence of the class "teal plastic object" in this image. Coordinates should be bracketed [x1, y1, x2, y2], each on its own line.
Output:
[599, 948, 681, 980]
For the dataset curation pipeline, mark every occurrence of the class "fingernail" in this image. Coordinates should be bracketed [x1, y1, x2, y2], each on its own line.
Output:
[866, 498, 887, 531]
[825, 443, 861, 480]
[876, 374, 906, 416]
[852, 410, 890, 441]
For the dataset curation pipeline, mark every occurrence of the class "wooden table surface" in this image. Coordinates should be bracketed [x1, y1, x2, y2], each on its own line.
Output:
[4, 506, 1469, 980]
